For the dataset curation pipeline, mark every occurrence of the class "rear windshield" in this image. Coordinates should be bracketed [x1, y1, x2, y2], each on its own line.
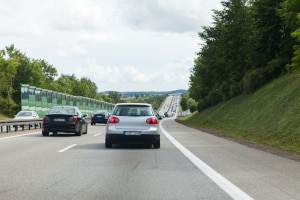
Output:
[48, 107, 75, 115]
[113, 105, 152, 116]
[17, 112, 33, 117]
[93, 110, 107, 114]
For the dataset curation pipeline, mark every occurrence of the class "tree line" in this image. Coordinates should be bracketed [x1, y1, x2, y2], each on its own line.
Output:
[189, 0, 300, 111]
[0, 45, 117, 116]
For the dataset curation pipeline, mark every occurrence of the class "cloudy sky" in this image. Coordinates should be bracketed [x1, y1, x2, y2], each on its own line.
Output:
[0, 0, 222, 92]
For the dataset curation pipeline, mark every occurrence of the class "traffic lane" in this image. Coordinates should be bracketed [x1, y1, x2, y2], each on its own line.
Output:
[65, 137, 231, 200]
[161, 119, 300, 200]
[0, 124, 232, 200]
[0, 125, 100, 199]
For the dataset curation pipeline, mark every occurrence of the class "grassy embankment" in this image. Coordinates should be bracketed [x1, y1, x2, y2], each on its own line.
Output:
[178, 69, 300, 155]
[0, 113, 9, 119]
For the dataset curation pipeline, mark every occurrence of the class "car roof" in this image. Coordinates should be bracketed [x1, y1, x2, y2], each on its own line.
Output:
[115, 103, 151, 106]
[50, 106, 78, 109]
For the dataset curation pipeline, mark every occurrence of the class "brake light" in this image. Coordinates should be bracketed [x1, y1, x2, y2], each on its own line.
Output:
[146, 117, 158, 124]
[69, 116, 78, 122]
[108, 116, 119, 124]
[43, 116, 49, 121]
[91, 114, 95, 118]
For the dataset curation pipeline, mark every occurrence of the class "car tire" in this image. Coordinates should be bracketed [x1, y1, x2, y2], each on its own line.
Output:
[42, 131, 49, 136]
[153, 140, 160, 149]
[105, 139, 112, 148]
[75, 124, 82, 136]
[83, 124, 88, 134]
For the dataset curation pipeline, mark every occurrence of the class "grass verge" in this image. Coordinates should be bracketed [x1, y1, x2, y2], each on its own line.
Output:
[178, 70, 300, 155]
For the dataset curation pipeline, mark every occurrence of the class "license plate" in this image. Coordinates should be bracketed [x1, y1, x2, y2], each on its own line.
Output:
[96, 116, 103, 118]
[54, 118, 65, 122]
[124, 131, 141, 135]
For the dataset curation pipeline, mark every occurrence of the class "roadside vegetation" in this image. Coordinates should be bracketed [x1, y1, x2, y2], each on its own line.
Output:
[0, 45, 129, 117]
[177, 0, 300, 155]
[178, 69, 300, 155]
[189, 0, 300, 111]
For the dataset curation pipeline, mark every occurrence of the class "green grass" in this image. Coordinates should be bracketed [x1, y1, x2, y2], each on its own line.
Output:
[178, 70, 300, 155]
[0, 113, 10, 119]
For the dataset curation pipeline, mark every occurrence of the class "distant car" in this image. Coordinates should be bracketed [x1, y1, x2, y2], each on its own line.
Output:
[13, 110, 40, 128]
[42, 106, 88, 136]
[105, 103, 160, 148]
[91, 110, 109, 125]
[154, 110, 163, 120]
[14, 111, 39, 120]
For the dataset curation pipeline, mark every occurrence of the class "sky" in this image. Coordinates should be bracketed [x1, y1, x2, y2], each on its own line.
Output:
[0, 0, 223, 92]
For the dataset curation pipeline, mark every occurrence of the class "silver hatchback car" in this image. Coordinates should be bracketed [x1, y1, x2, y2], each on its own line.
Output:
[105, 103, 160, 148]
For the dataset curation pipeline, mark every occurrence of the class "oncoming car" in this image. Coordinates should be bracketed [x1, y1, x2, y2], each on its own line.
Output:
[13, 110, 40, 129]
[105, 103, 160, 148]
[42, 106, 88, 136]
[14, 111, 39, 119]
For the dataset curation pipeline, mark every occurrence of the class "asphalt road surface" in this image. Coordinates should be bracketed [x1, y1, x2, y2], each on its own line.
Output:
[0, 118, 299, 200]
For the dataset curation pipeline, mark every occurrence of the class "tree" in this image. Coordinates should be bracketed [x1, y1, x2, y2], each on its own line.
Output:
[180, 93, 188, 111]
[290, 14, 300, 68]
[279, 0, 300, 70]
[187, 98, 197, 113]
[108, 91, 122, 103]
[190, 0, 252, 109]
[0, 50, 18, 114]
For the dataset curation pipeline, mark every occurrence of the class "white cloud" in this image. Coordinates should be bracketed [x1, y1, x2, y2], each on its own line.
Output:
[0, 0, 223, 92]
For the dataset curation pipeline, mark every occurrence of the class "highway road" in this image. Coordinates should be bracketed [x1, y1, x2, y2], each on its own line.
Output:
[0, 116, 299, 200]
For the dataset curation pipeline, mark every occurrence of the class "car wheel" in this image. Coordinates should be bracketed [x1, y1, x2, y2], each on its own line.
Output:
[42, 131, 49, 136]
[105, 138, 112, 148]
[91, 123, 93, 125]
[75, 124, 82, 136]
[83, 124, 88, 134]
[153, 140, 160, 149]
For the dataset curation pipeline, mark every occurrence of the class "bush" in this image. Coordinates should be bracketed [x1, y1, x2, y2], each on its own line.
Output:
[242, 69, 265, 94]
[187, 98, 198, 113]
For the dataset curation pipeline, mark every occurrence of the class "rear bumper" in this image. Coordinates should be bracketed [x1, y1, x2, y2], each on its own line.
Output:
[106, 134, 160, 145]
[91, 119, 108, 124]
[42, 123, 76, 133]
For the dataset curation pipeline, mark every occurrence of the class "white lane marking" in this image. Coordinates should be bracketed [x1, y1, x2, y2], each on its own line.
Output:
[161, 126, 254, 200]
[0, 132, 40, 140]
[58, 144, 77, 153]
[94, 133, 102, 136]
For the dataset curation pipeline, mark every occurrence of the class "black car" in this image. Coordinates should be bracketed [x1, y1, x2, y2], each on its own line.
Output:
[42, 106, 88, 136]
[91, 110, 109, 125]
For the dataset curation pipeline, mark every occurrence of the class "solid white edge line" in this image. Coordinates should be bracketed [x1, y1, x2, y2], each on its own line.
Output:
[161, 126, 254, 200]
[94, 133, 102, 136]
[0, 132, 40, 140]
[58, 144, 77, 153]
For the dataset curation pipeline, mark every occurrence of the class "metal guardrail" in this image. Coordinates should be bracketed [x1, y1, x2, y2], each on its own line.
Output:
[0, 118, 92, 133]
[0, 119, 43, 133]
[177, 109, 191, 117]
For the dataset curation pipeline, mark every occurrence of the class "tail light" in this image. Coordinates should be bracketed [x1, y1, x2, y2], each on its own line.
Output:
[146, 117, 158, 124]
[43, 116, 49, 121]
[108, 116, 119, 124]
[91, 114, 95, 118]
[69, 116, 78, 122]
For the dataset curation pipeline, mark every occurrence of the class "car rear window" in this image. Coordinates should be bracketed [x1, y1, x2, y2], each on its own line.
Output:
[17, 112, 33, 117]
[48, 108, 75, 115]
[113, 105, 152, 116]
[93, 110, 107, 115]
